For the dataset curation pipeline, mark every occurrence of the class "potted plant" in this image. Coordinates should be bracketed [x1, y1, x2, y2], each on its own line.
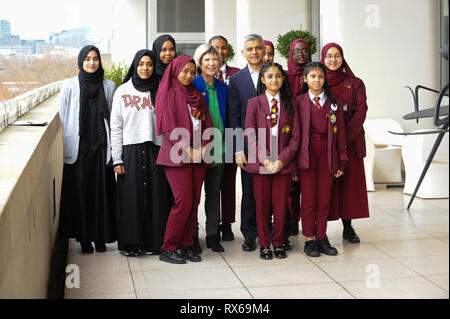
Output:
[276, 30, 317, 59]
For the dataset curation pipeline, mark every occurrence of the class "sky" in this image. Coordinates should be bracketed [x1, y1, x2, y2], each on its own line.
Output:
[0, 0, 113, 40]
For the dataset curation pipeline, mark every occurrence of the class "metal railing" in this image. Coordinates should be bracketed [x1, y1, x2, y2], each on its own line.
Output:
[0, 79, 68, 134]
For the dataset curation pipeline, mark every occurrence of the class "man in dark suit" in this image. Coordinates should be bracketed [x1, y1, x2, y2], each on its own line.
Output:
[227, 34, 265, 251]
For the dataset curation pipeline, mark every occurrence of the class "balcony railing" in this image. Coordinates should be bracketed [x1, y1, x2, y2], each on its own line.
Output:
[0, 80, 67, 134]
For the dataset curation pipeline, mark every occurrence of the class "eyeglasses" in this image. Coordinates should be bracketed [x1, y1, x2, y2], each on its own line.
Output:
[324, 54, 342, 61]
[293, 48, 310, 55]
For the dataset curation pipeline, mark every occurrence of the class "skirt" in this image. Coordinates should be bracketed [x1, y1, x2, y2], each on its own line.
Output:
[116, 142, 173, 252]
[58, 147, 116, 243]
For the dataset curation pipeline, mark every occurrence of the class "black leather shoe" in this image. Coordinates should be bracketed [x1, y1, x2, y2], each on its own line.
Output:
[94, 242, 107, 253]
[220, 224, 235, 241]
[259, 246, 273, 260]
[289, 221, 299, 236]
[274, 246, 287, 259]
[124, 250, 140, 257]
[242, 238, 257, 251]
[316, 237, 338, 255]
[304, 240, 320, 257]
[192, 233, 202, 254]
[206, 235, 225, 252]
[159, 249, 187, 264]
[180, 246, 202, 262]
[80, 242, 94, 254]
[343, 227, 361, 243]
[282, 240, 293, 251]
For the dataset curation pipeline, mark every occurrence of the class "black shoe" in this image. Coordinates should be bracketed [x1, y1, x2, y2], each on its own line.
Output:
[316, 237, 338, 256]
[192, 233, 202, 254]
[206, 235, 225, 252]
[180, 246, 202, 262]
[274, 246, 287, 259]
[343, 227, 361, 243]
[242, 238, 257, 251]
[94, 242, 107, 253]
[304, 240, 320, 257]
[159, 249, 187, 264]
[282, 240, 293, 251]
[80, 242, 94, 254]
[124, 250, 140, 257]
[220, 224, 235, 241]
[259, 246, 273, 260]
[289, 222, 299, 236]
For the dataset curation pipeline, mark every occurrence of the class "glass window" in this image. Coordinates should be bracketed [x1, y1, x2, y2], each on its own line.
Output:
[157, 0, 205, 33]
[176, 43, 202, 59]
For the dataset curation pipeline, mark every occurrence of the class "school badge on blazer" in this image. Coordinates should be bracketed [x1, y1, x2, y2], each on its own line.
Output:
[282, 125, 292, 134]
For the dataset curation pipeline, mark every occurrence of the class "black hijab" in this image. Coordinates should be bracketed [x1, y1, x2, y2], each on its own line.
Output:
[77, 45, 109, 158]
[122, 49, 159, 105]
[152, 34, 177, 81]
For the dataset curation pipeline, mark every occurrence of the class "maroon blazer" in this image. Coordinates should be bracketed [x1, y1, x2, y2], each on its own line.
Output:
[225, 65, 240, 80]
[295, 93, 348, 175]
[157, 102, 213, 167]
[244, 94, 300, 174]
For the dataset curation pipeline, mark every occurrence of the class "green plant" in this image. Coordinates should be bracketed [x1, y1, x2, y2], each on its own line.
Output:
[225, 43, 235, 64]
[104, 62, 129, 88]
[276, 30, 317, 60]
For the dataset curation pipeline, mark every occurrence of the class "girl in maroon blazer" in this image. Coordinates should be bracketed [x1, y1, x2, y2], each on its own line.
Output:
[245, 63, 300, 260]
[296, 62, 348, 257]
[321, 43, 370, 243]
[155, 55, 213, 264]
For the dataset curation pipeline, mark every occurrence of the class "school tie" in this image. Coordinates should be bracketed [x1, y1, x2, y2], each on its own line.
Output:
[190, 105, 205, 121]
[217, 70, 224, 82]
[313, 96, 321, 109]
[270, 98, 279, 127]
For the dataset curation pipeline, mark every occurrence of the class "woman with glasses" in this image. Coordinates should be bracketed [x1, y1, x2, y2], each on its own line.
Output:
[321, 43, 370, 243]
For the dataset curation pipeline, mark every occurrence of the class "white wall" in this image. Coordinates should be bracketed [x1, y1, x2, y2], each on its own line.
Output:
[235, 0, 310, 69]
[205, 0, 238, 66]
[110, 0, 147, 65]
[321, 0, 440, 132]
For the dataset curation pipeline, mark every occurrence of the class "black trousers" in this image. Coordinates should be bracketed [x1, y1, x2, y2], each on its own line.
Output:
[240, 169, 257, 240]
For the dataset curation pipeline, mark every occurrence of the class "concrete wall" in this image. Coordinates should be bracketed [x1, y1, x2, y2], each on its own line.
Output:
[320, 0, 440, 132]
[0, 94, 63, 298]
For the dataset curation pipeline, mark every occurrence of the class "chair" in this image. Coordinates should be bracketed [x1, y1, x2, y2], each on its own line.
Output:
[402, 129, 449, 198]
[363, 119, 404, 183]
[364, 135, 375, 191]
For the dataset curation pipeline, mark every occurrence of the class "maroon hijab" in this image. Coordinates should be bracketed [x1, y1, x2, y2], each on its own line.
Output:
[155, 55, 205, 135]
[264, 40, 274, 52]
[286, 39, 311, 97]
[320, 42, 355, 87]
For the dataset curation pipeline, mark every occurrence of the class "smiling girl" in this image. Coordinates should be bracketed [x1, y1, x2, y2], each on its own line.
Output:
[245, 63, 300, 260]
[296, 62, 348, 257]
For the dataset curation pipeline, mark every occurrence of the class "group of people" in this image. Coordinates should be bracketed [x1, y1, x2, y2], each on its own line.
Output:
[58, 32, 369, 264]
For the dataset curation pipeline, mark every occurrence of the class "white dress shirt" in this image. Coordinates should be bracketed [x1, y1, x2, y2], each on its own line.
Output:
[249, 66, 260, 90]
[308, 90, 327, 107]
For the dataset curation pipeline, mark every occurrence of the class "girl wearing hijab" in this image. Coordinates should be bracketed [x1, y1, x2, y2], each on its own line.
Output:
[58, 45, 116, 254]
[155, 55, 213, 264]
[263, 40, 275, 64]
[285, 39, 313, 238]
[152, 34, 177, 81]
[111, 49, 171, 257]
[321, 43, 370, 243]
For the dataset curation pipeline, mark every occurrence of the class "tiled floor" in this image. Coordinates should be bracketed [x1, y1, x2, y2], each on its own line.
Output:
[64, 178, 449, 299]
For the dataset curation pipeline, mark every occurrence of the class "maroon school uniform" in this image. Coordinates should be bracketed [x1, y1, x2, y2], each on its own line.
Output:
[320, 43, 370, 221]
[296, 92, 347, 240]
[155, 55, 213, 251]
[245, 94, 300, 247]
